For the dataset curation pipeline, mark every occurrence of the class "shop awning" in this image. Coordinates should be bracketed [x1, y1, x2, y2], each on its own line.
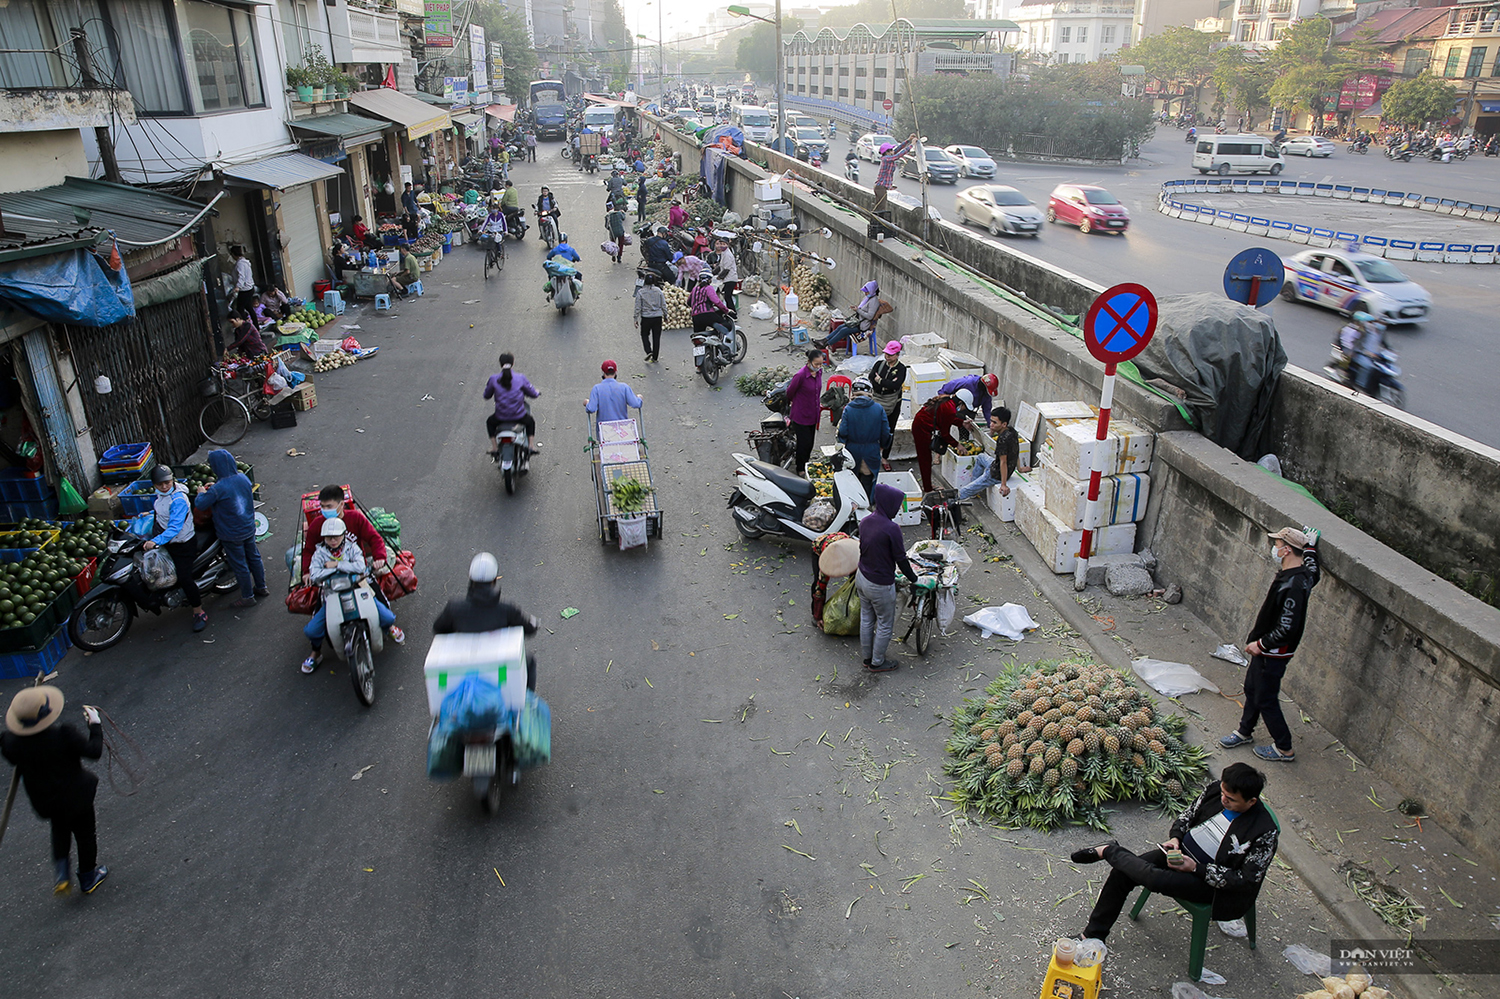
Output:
[0, 177, 214, 258]
[453, 113, 482, 128]
[288, 112, 391, 147]
[221, 152, 344, 190]
[583, 93, 638, 108]
[485, 103, 518, 122]
[348, 88, 451, 139]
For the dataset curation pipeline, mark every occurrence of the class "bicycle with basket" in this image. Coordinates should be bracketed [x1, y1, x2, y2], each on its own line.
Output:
[899, 538, 970, 655]
[589, 412, 663, 548]
[199, 356, 296, 446]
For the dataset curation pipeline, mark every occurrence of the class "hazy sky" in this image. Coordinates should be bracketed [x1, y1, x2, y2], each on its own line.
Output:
[618, 0, 736, 45]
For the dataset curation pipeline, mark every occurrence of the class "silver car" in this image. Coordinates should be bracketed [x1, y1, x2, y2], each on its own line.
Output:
[855, 133, 895, 162]
[944, 144, 997, 178]
[955, 185, 1044, 237]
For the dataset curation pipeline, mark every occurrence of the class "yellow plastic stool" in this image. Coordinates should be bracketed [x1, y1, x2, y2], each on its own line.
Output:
[1039, 953, 1101, 999]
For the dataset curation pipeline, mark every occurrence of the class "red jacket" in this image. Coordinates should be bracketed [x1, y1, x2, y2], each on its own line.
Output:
[301, 507, 388, 576]
[912, 398, 963, 448]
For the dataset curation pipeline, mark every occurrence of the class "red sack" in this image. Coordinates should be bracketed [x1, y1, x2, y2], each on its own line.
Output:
[378, 550, 418, 601]
[285, 585, 319, 615]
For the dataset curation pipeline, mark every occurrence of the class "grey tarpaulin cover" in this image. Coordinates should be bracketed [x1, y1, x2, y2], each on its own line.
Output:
[1131, 293, 1286, 458]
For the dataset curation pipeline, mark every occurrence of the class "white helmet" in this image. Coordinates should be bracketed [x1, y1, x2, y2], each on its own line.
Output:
[954, 388, 975, 410]
[469, 552, 499, 583]
[320, 517, 346, 538]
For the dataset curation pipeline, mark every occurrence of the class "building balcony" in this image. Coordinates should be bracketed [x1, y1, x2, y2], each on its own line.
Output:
[1444, 19, 1500, 38]
[330, 4, 407, 65]
[1237, 3, 1263, 17]
[1268, 0, 1293, 16]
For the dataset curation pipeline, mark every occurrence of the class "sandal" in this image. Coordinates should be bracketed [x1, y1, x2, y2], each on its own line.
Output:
[301, 654, 321, 674]
[1252, 745, 1295, 762]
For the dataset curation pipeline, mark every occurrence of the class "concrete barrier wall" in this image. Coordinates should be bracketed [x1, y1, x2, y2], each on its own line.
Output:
[1147, 433, 1500, 867]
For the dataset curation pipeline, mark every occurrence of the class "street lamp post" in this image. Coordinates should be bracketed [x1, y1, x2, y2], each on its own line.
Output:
[728, 4, 785, 154]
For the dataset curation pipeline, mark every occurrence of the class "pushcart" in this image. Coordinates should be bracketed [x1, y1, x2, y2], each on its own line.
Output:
[589, 411, 664, 546]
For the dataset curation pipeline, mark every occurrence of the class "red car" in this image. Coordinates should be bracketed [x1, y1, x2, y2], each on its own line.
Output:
[1046, 184, 1130, 234]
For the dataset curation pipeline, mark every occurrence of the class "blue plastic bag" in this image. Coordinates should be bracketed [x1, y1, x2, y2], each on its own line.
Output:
[437, 674, 503, 734]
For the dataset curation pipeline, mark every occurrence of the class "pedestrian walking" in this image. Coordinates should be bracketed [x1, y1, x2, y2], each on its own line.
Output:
[634, 271, 666, 362]
[957, 407, 1028, 504]
[498, 146, 511, 181]
[836, 377, 889, 502]
[2, 687, 109, 895]
[1219, 526, 1321, 763]
[526, 130, 537, 162]
[635, 175, 648, 223]
[856, 483, 918, 672]
[193, 448, 267, 607]
[868, 341, 906, 469]
[785, 349, 826, 474]
[605, 198, 627, 264]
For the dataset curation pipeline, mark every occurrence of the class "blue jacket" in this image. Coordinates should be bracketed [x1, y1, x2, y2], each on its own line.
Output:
[194, 449, 256, 542]
[837, 396, 890, 475]
[939, 374, 992, 421]
[547, 243, 581, 262]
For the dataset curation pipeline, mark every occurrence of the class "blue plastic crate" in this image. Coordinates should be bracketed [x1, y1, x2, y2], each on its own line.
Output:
[0, 468, 54, 503]
[0, 626, 71, 679]
[118, 480, 156, 517]
[99, 442, 153, 482]
[0, 499, 57, 523]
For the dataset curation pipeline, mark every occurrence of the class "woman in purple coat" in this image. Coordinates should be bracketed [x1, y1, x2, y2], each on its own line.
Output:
[483, 352, 541, 454]
[785, 349, 825, 474]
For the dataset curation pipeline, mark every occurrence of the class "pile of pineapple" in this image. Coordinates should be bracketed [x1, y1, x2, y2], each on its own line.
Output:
[946, 660, 1209, 831]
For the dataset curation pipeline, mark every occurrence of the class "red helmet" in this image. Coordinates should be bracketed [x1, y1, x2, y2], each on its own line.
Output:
[981, 373, 999, 396]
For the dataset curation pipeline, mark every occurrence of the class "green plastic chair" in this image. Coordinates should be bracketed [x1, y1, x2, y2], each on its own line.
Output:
[1128, 802, 1279, 981]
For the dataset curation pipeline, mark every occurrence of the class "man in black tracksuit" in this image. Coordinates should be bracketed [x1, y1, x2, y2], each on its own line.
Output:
[434, 552, 540, 690]
[1221, 526, 1321, 763]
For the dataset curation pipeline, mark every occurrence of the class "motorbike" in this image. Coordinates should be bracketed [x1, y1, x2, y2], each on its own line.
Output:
[68, 526, 238, 652]
[727, 445, 870, 543]
[1323, 346, 1405, 409]
[1184, 129, 1197, 144]
[583, 153, 599, 174]
[1385, 145, 1413, 162]
[503, 206, 529, 240]
[538, 213, 559, 249]
[690, 316, 746, 386]
[315, 571, 385, 706]
[809, 147, 823, 168]
[1351, 138, 1369, 154]
[492, 418, 532, 495]
[1429, 144, 1454, 162]
[745, 414, 797, 469]
[844, 156, 860, 182]
[543, 258, 581, 313]
[1485, 137, 1499, 157]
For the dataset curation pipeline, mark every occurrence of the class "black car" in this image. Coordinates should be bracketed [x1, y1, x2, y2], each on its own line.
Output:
[899, 147, 959, 184]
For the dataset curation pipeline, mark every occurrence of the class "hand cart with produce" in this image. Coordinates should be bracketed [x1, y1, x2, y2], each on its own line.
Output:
[589, 413, 663, 547]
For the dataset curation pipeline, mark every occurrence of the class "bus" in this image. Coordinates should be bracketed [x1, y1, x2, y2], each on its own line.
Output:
[528, 80, 566, 107]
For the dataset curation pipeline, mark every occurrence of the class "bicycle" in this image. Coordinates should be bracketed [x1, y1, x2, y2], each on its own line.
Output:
[482, 233, 505, 279]
[198, 366, 269, 446]
[898, 545, 966, 655]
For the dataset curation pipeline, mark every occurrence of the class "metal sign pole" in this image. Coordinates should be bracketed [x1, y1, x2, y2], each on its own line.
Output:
[1074, 362, 1116, 591]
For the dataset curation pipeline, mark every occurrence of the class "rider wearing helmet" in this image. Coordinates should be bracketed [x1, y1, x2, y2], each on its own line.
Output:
[545, 232, 581, 263]
[939, 371, 1001, 422]
[301, 517, 401, 675]
[140, 465, 206, 632]
[433, 554, 540, 690]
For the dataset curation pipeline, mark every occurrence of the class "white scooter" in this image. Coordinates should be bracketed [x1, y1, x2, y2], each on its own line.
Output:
[727, 445, 869, 542]
[492, 419, 532, 494]
[319, 572, 385, 706]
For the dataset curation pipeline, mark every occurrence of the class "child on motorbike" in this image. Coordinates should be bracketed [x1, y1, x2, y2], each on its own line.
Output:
[301, 518, 401, 674]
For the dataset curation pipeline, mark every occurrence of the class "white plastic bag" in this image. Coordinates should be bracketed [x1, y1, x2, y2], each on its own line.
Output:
[135, 548, 179, 590]
[937, 587, 957, 633]
[1282, 944, 1332, 978]
[962, 604, 1038, 640]
[1131, 658, 1221, 697]
[748, 301, 773, 321]
[834, 354, 878, 378]
[1212, 644, 1249, 667]
[802, 497, 836, 531]
[1216, 919, 1248, 939]
[617, 514, 648, 551]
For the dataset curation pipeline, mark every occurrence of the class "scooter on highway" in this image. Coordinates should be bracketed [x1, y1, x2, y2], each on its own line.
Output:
[844, 153, 860, 182]
[728, 445, 870, 543]
[1385, 145, 1413, 162]
[1324, 346, 1406, 409]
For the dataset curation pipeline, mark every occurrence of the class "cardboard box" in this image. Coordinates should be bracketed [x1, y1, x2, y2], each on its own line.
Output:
[1041, 420, 1120, 480]
[876, 470, 923, 526]
[1016, 481, 1135, 573]
[423, 627, 528, 716]
[1041, 463, 1152, 529]
[290, 383, 317, 411]
[87, 482, 127, 518]
[906, 361, 948, 407]
[984, 471, 1033, 522]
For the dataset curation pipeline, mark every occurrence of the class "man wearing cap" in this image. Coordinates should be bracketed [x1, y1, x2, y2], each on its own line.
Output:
[910, 388, 973, 493]
[874, 134, 917, 212]
[1220, 526, 1322, 763]
[868, 340, 907, 470]
[585, 361, 644, 424]
[2, 687, 108, 895]
[940, 372, 1000, 423]
[837, 377, 890, 502]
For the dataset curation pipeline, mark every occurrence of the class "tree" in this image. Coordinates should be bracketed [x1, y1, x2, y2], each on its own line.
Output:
[1213, 46, 1273, 123]
[471, 2, 539, 104]
[596, 0, 634, 90]
[1128, 27, 1221, 113]
[1263, 16, 1368, 127]
[1381, 73, 1459, 128]
[735, 16, 802, 81]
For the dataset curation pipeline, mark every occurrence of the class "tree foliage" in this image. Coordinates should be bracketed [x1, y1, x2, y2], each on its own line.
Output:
[596, 0, 634, 90]
[895, 68, 1155, 160]
[1380, 72, 1459, 128]
[1212, 46, 1273, 118]
[735, 17, 803, 81]
[820, 0, 967, 30]
[471, 2, 539, 104]
[1130, 26, 1219, 99]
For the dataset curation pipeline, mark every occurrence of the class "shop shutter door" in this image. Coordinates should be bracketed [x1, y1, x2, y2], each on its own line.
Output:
[281, 184, 325, 301]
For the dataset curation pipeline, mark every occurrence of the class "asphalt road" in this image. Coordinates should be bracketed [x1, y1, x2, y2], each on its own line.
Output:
[825, 128, 1500, 448]
[0, 150, 1340, 998]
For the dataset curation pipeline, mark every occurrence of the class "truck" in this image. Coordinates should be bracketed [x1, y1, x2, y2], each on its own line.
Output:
[529, 79, 568, 140]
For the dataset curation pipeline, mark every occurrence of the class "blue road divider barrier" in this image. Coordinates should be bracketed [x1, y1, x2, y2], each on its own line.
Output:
[1156, 178, 1500, 264]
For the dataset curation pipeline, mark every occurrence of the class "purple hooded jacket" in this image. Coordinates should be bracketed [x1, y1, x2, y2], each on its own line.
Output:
[858, 483, 916, 586]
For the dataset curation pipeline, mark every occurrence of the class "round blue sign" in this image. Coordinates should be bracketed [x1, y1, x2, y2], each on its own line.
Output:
[1223, 247, 1284, 307]
[1083, 283, 1158, 365]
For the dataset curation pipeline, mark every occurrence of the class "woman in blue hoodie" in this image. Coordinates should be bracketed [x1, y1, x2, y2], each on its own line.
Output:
[836, 377, 890, 503]
[193, 449, 266, 606]
[857, 483, 917, 672]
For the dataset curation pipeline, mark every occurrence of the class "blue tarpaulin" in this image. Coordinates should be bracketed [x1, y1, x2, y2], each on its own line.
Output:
[0, 243, 134, 326]
[700, 126, 745, 206]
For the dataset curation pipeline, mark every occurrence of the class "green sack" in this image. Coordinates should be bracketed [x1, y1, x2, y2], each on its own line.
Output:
[58, 477, 88, 516]
[822, 576, 861, 636]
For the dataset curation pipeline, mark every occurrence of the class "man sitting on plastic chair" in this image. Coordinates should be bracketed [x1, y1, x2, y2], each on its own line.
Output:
[1069, 763, 1277, 949]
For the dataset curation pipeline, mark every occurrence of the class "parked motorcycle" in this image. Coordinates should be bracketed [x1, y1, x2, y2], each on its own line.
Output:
[690, 318, 746, 386]
[492, 418, 532, 495]
[583, 153, 599, 174]
[316, 571, 385, 706]
[543, 258, 581, 313]
[727, 445, 870, 543]
[1323, 345, 1406, 409]
[745, 414, 797, 469]
[68, 527, 238, 652]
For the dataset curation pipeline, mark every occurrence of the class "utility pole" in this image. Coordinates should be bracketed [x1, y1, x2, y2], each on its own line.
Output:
[72, 28, 121, 183]
[774, 0, 784, 154]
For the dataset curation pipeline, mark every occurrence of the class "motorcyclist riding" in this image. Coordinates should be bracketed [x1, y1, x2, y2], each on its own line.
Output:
[137, 465, 207, 633]
[433, 553, 540, 691]
[535, 187, 561, 234]
[689, 271, 735, 354]
[546, 233, 581, 263]
[301, 517, 401, 675]
[484, 352, 540, 454]
[500, 180, 523, 234]
[641, 225, 677, 284]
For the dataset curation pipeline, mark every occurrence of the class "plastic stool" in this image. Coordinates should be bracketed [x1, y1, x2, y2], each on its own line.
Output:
[374, 294, 391, 311]
[408, 280, 423, 297]
[322, 290, 345, 316]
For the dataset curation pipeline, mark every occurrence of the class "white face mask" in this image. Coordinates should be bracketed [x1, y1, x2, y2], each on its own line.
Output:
[1270, 542, 1283, 560]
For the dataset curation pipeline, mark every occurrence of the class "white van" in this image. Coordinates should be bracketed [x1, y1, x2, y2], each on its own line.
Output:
[732, 105, 772, 142]
[1192, 135, 1283, 176]
[582, 106, 616, 132]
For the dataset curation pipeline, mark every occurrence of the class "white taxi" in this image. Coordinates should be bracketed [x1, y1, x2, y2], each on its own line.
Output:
[1280, 248, 1430, 325]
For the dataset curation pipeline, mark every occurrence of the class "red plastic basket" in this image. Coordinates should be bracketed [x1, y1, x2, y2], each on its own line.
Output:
[74, 556, 97, 596]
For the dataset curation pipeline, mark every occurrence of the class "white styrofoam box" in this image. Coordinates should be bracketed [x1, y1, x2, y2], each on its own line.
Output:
[984, 471, 1033, 522]
[1017, 482, 1136, 573]
[937, 347, 984, 373]
[890, 417, 917, 460]
[899, 332, 947, 361]
[1014, 402, 1044, 449]
[877, 470, 923, 525]
[754, 177, 782, 201]
[898, 396, 912, 421]
[1041, 420, 1121, 480]
[906, 361, 949, 407]
[940, 449, 981, 490]
[1109, 419, 1155, 474]
[1036, 400, 1095, 426]
[424, 627, 528, 716]
[1041, 462, 1152, 529]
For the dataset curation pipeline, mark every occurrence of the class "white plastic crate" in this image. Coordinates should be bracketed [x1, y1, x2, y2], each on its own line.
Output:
[876, 470, 923, 525]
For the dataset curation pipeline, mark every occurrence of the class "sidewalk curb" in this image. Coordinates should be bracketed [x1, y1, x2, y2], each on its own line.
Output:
[978, 508, 1454, 999]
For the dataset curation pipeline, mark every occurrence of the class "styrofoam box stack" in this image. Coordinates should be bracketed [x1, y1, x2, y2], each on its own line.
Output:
[937, 347, 984, 374]
[898, 332, 947, 362]
[906, 361, 948, 407]
[423, 627, 529, 716]
[1041, 464, 1152, 530]
[876, 470, 923, 526]
[984, 469, 1035, 522]
[1041, 419, 1120, 480]
[1015, 481, 1136, 574]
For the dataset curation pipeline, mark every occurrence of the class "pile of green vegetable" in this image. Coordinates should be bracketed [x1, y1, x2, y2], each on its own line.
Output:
[735, 365, 791, 397]
[284, 306, 334, 329]
[178, 460, 252, 493]
[0, 540, 92, 630]
[945, 659, 1209, 831]
[609, 478, 653, 514]
[55, 519, 110, 562]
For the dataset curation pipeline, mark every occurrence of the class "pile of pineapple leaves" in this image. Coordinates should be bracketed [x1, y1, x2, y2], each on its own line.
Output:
[945, 659, 1209, 831]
